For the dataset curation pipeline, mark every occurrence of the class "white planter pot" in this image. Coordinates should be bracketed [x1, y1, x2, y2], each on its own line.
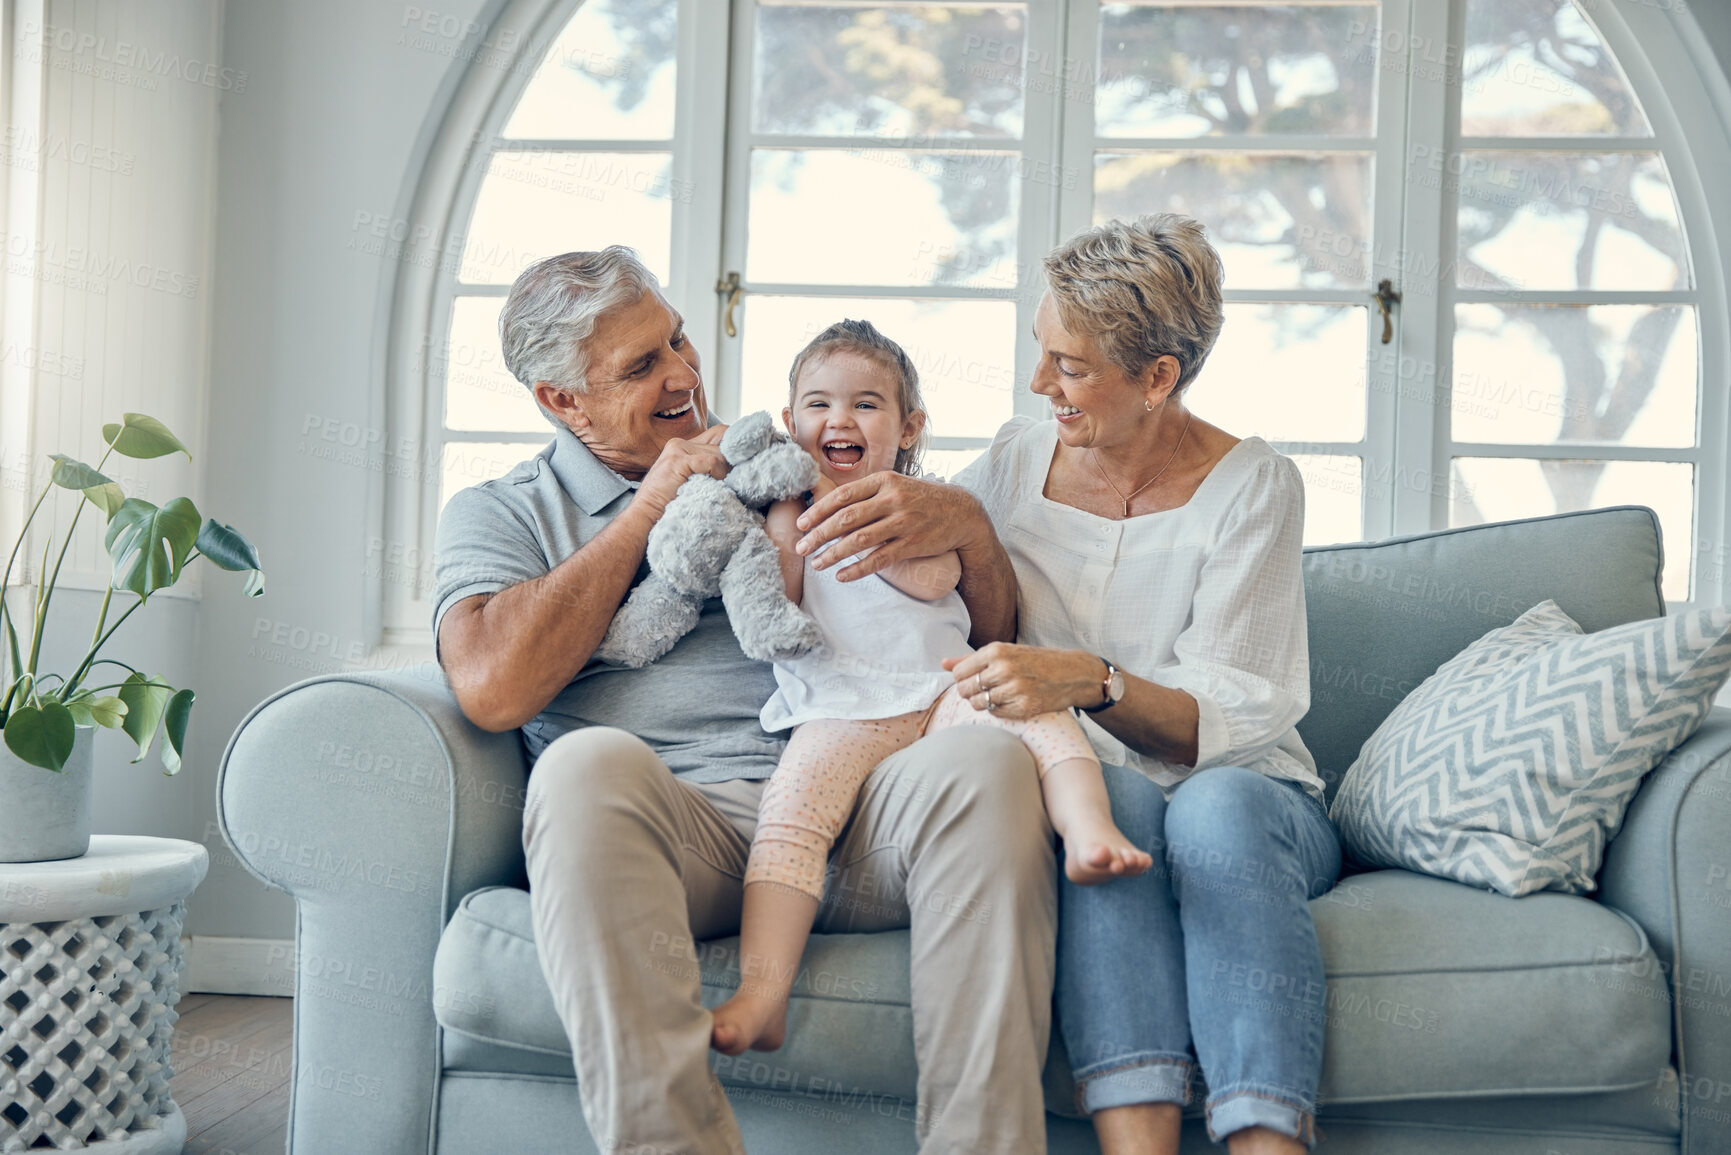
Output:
[0, 724, 94, 862]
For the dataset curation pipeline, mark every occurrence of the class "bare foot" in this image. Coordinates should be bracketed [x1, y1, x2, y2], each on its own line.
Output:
[1063, 820, 1154, 886]
[709, 990, 789, 1056]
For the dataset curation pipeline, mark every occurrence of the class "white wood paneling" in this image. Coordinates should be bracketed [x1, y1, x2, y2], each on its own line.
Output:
[9, 0, 221, 600]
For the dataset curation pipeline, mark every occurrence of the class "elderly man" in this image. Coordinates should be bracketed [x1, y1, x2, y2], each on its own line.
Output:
[432, 247, 1057, 1155]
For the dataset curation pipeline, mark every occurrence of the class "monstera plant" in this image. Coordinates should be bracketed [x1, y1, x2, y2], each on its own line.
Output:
[0, 413, 265, 773]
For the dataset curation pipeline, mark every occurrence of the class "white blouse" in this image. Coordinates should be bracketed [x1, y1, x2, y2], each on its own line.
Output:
[954, 416, 1325, 803]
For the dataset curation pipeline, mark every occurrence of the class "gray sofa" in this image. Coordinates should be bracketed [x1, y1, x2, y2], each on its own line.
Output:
[217, 506, 1731, 1153]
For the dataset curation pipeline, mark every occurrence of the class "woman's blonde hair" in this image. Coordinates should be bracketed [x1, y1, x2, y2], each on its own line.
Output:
[1042, 214, 1225, 393]
[787, 319, 928, 475]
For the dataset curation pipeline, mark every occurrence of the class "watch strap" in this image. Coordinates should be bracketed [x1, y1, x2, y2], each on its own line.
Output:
[1080, 656, 1118, 713]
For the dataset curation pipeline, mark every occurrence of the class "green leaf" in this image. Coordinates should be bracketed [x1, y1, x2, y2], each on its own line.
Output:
[83, 482, 125, 518]
[195, 521, 266, 596]
[101, 413, 190, 461]
[105, 497, 202, 597]
[117, 673, 173, 763]
[161, 689, 194, 775]
[49, 454, 113, 490]
[3, 702, 76, 772]
[47, 455, 125, 519]
[65, 694, 127, 729]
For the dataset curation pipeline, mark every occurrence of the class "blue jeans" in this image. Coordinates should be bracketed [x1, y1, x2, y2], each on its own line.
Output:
[1057, 765, 1341, 1146]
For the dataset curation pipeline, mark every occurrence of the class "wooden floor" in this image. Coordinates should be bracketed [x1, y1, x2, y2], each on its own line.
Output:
[170, 994, 294, 1155]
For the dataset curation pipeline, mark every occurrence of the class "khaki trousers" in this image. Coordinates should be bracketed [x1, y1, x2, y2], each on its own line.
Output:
[522, 724, 1057, 1155]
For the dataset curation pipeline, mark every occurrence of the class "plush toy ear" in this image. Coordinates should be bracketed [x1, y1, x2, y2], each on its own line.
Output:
[721, 410, 777, 465]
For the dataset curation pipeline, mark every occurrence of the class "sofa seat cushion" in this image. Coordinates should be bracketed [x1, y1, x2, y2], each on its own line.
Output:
[433, 885, 920, 1102]
[1312, 870, 1670, 1101]
[435, 871, 1672, 1106]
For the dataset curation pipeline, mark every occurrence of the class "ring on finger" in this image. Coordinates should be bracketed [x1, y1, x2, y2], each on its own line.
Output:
[984, 688, 994, 711]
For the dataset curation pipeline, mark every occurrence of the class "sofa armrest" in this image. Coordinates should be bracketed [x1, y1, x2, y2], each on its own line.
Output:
[216, 668, 529, 1155]
[1598, 706, 1731, 1155]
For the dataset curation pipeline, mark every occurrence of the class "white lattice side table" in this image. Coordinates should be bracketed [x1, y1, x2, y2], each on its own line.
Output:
[0, 836, 208, 1154]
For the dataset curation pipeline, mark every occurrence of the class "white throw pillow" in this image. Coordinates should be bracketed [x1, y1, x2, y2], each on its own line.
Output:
[1330, 600, 1731, 896]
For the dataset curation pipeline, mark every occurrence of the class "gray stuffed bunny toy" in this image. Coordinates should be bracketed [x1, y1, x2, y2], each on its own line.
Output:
[594, 410, 824, 668]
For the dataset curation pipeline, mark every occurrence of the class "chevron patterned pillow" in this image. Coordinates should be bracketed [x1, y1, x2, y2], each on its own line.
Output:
[1330, 600, 1731, 897]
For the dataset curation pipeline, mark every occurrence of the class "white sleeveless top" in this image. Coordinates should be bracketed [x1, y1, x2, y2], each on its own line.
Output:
[760, 555, 973, 731]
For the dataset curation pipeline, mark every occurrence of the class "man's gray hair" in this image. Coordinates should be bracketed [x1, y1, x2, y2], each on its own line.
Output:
[498, 247, 660, 415]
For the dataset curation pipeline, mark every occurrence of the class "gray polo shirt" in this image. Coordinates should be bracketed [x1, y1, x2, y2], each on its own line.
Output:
[431, 424, 785, 781]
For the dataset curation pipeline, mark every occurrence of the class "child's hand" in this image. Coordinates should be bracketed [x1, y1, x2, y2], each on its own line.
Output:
[809, 474, 838, 503]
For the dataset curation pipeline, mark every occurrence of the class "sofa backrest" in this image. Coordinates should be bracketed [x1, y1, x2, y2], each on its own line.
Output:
[1298, 506, 1665, 804]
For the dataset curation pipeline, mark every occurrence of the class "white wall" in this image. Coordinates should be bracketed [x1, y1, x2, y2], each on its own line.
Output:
[1689, 2, 1731, 99]
[186, 0, 490, 941]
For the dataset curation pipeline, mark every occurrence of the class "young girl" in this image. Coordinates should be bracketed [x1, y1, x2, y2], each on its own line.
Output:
[709, 319, 1152, 1056]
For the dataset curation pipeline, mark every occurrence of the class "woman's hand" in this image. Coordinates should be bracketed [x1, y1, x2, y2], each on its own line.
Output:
[795, 471, 987, 581]
[943, 644, 1106, 720]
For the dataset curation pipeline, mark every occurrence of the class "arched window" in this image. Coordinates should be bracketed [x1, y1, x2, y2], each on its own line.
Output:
[376, 0, 1729, 648]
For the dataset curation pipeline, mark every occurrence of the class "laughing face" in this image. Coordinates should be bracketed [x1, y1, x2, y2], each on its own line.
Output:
[538, 290, 708, 479]
[783, 351, 924, 487]
[1029, 292, 1177, 449]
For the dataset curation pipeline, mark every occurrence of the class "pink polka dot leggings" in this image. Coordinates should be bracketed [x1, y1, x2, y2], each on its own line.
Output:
[746, 684, 1099, 897]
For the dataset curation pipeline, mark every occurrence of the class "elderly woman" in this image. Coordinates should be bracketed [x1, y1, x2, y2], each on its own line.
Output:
[794, 214, 1339, 1153]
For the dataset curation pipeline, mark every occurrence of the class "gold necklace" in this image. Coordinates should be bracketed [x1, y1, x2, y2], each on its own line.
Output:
[1089, 410, 1193, 518]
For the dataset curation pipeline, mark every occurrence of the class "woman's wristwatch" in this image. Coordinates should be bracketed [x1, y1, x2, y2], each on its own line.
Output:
[1080, 656, 1125, 713]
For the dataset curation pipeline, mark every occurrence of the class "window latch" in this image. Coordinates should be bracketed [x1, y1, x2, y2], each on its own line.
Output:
[1374, 279, 1401, 345]
[716, 272, 743, 338]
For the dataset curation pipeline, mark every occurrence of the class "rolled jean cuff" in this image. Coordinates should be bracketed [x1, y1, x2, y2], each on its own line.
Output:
[1075, 1054, 1193, 1114]
[1205, 1086, 1317, 1148]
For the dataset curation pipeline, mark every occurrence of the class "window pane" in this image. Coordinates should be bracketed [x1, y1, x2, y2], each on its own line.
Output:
[1461, 0, 1651, 136]
[460, 151, 674, 284]
[1450, 457, 1692, 599]
[737, 295, 1016, 441]
[503, 0, 677, 139]
[1096, 4, 1380, 138]
[444, 297, 546, 433]
[1188, 305, 1367, 443]
[1456, 154, 1688, 291]
[754, 4, 1026, 138]
[439, 442, 544, 512]
[1290, 455, 1363, 546]
[747, 150, 1020, 287]
[1452, 304, 1696, 447]
[1094, 153, 1372, 289]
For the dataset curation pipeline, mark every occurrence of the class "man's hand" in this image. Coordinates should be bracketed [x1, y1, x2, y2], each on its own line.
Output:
[794, 472, 979, 581]
[632, 425, 731, 520]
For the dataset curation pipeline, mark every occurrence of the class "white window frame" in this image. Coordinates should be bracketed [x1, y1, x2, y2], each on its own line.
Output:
[372, 0, 730, 649]
[712, 0, 1066, 438]
[1056, 0, 1415, 544]
[1398, 0, 1725, 609]
[373, 0, 1731, 655]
